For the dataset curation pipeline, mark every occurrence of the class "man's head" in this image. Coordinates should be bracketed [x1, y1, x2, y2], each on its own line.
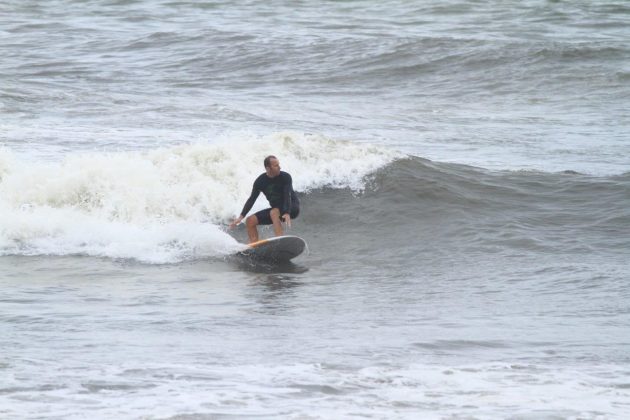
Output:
[264, 155, 281, 177]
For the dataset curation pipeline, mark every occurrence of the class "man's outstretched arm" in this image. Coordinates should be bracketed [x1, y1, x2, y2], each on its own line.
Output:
[229, 186, 260, 228]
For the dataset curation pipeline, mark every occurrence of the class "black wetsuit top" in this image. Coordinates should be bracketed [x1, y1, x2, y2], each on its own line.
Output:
[240, 171, 299, 217]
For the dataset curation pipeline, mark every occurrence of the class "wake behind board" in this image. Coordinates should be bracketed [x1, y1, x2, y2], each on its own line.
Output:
[238, 235, 306, 262]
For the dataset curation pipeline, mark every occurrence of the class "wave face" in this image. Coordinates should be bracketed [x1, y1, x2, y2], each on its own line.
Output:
[301, 157, 630, 264]
[0, 133, 400, 262]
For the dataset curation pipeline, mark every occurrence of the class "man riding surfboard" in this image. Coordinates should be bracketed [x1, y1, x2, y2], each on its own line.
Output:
[229, 155, 300, 243]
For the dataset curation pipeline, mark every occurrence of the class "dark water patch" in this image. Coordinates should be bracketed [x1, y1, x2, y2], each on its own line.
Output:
[81, 381, 157, 393]
[413, 340, 511, 350]
[5, 22, 73, 34]
[289, 383, 344, 395]
[532, 43, 629, 62]
[0, 384, 65, 395]
[227, 255, 309, 274]
[0, 298, 39, 304]
[1, 315, 50, 324]
[161, 414, 247, 420]
[163, 1, 223, 11]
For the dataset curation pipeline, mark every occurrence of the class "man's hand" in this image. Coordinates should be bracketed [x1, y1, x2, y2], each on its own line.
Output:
[282, 213, 291, 228]
[229, 215, 243, 229]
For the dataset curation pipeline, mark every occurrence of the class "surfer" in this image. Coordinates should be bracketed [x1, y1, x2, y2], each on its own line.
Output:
[229, 155, 300, 243]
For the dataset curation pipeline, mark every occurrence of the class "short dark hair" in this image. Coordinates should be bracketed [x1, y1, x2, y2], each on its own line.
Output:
[264, 155, 277, 168]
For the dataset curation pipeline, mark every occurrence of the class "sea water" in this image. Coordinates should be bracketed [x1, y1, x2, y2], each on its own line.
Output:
[1, 1, 629, 418]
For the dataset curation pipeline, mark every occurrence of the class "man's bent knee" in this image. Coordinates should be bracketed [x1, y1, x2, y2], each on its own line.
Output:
[269, 208, 281, 220]
[246, 215, 258, 227]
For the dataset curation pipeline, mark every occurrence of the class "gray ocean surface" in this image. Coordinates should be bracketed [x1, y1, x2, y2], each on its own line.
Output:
[1, 1, 630, 418]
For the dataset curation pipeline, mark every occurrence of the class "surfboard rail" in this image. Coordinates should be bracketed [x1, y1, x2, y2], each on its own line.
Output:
[237, 235, 306, 262]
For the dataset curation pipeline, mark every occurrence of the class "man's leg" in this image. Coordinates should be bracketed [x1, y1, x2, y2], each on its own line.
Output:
[245, 214, 259, 243]
[269, 208, 284, 237]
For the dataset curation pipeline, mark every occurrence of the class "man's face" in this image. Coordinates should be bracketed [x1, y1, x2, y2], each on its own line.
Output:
[267, 158, 281, 177]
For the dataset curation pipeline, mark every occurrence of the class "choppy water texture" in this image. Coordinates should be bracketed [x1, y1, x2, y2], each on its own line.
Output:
[1, 1, 629, 418]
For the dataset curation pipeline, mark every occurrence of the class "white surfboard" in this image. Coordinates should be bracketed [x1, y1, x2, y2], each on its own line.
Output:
[238, 235, 306, 262]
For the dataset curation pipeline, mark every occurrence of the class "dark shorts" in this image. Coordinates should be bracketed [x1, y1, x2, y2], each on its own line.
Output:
[254, 207, 300, 225]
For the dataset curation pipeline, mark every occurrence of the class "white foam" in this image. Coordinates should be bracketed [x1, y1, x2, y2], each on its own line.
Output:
[2, 360, 626, 419]
[0, 133, 399, 262]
